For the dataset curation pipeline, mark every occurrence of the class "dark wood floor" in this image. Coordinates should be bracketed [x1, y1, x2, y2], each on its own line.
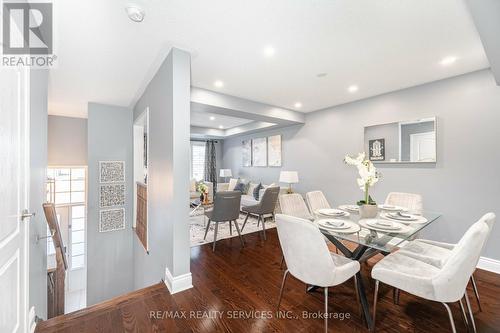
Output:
[37, 228, 500, 332]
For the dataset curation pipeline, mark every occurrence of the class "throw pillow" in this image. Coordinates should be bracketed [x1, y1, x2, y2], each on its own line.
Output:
[247, 183, 258, 196]
[253, 183, 263, 200]
[233, 181, 246, 193]
[228, 178, 238, 191]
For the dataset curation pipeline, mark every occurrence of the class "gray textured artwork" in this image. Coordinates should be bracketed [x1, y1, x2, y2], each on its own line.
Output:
[99, 208, 125, 232]
[99, 184, 125, 207]
[99, 161, 125, 183]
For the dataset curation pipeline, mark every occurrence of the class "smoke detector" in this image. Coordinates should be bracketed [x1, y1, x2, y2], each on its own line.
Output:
[126, 5, 145, 22]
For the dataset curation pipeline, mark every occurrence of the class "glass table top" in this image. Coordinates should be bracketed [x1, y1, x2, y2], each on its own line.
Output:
[314, 207, 442, 253]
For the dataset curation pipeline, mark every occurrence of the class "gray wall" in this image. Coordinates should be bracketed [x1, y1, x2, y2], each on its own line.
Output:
[29, 69, 48, 320]
[48, 115, 87, 165]
[133, 48, 191, 289]
[223, 69, 500, 260]
[87, 103, 134, 305]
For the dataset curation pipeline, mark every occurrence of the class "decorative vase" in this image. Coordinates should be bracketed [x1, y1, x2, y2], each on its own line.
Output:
[203, 191, 209, 204]
[359, 204, 378, 219]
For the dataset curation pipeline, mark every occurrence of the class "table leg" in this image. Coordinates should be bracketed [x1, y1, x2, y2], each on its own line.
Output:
[306, 235, 374, 331]
[354, 271, 373, 330]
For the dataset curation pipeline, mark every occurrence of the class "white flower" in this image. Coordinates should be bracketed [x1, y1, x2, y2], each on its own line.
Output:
[345, 152, 380, 191]
[344, 152, 365, 166]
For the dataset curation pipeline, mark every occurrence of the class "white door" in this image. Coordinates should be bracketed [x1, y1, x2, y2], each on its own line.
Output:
[0, 67, 31, 332]
[410, 132, 436, 162]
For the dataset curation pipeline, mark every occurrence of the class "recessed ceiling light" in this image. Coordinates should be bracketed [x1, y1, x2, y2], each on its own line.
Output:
[294, 102, 302, 108]
[263, 45, 275, 57]
[316, 73, 328, 78]
[214, 80, 224, 88]
[348, 85, 359, 93]
[125, 5, 145, 22]
[440, 56, 458, 66]
[218, 125, 224, 129]
[209, 116, 215, 121]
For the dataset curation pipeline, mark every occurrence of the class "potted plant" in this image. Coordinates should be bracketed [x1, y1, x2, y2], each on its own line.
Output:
[197, 182, 209, 204]
[344, 152, 381, 218]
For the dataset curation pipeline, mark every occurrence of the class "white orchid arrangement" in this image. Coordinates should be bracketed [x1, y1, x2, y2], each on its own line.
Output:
[344, 152, 381, 205]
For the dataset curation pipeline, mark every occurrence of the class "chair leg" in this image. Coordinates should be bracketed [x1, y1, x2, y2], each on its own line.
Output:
[324, 287, 329, 333]
[441, 302, 457, 333]
[277, 269, 289, 310]
[257, 215, 260, 227]
[261, 214, 267, 240]
[233, 220, 245, 247]
[203, 219, 211, 240]
[241, 212, 250, 231]
[470, 274, 482, 312]
[212, 222, 219, 252]
[459, 298, 469, 329]
[393, 288, 400, 305]
[465, 290, 477, 333]
[373, 280, 379, 332]
[229, 220, 233, 235]
[353, 275, 362, 319]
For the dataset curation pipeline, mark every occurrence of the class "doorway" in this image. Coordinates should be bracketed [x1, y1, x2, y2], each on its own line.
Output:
[46, 167, 87, 313]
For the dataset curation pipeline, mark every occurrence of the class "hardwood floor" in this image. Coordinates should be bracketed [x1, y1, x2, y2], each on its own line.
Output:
[37, 229, 500, 332]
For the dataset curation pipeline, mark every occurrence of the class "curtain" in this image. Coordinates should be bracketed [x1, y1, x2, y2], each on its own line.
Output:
[204, 140, 217, 192]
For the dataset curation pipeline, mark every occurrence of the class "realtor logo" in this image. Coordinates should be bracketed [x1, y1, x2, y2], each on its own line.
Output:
[2, 2, 56, 67]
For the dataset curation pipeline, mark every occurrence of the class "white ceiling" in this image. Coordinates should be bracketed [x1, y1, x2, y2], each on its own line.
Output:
[191, 111, 253, 129]
[49, 0, 489, 118]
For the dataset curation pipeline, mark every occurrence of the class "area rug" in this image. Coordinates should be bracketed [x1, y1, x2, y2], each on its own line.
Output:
[190, 212, 276, 247]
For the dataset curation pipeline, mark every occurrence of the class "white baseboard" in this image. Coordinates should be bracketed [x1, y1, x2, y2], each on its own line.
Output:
[477, 256, 500, 274]
[165, 268, 192, 294]
[29, 306, 36, 333]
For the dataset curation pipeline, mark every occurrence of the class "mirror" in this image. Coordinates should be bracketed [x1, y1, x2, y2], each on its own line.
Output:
[364, 117, 436, 163]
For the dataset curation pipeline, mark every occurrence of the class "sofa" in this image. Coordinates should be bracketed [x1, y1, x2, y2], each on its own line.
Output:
[217, 178, 286, 212]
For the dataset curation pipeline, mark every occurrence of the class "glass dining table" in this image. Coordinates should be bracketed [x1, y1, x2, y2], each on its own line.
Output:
[309, 207, 442, 330]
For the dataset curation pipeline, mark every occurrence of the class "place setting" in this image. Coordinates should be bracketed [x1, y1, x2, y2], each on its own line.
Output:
[316, 218, 361, 234]
[358, 218, 412, 234]
[380, 211, 428, 224]
[315, 208, 350, 218]
[338, 204, 359, 213]
[378, 204, 406, 212]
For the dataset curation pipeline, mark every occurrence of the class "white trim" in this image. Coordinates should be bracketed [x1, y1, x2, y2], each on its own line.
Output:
[164, 268, 192, 294]
[477, 256, 500, 274]
[29, 306, 36, 333]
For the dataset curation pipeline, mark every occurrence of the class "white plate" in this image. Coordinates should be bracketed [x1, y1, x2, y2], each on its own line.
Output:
[317, 220, 361, 234]
[378, 204, 406, 211]
[381, 212, 428, 224]
[359, 219, 412, 234]
[366, 219, 401, 230]
[317, 219, 350, 229]
[317, 208, 349, 217]
[338, 205, 359, 213]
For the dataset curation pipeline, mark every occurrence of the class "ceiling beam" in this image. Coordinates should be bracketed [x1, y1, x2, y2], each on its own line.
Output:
[191, 87, 305, 125]
[466, 0, 500, 85]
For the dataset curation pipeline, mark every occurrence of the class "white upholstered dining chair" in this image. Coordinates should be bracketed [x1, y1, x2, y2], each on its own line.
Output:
[279, 193, 314, 221]
[371, 213, 495, 333]
[397, 212, 496, 313]
[305, 190, 331, 214]
[275, 214, 360, 333]
[385, 192, 423, 214]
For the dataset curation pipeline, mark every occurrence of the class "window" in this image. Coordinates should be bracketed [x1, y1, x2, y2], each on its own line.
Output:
[47, 167, 87, 270]
[71, 205, 86, 269]
[191, 142, 205, 181]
